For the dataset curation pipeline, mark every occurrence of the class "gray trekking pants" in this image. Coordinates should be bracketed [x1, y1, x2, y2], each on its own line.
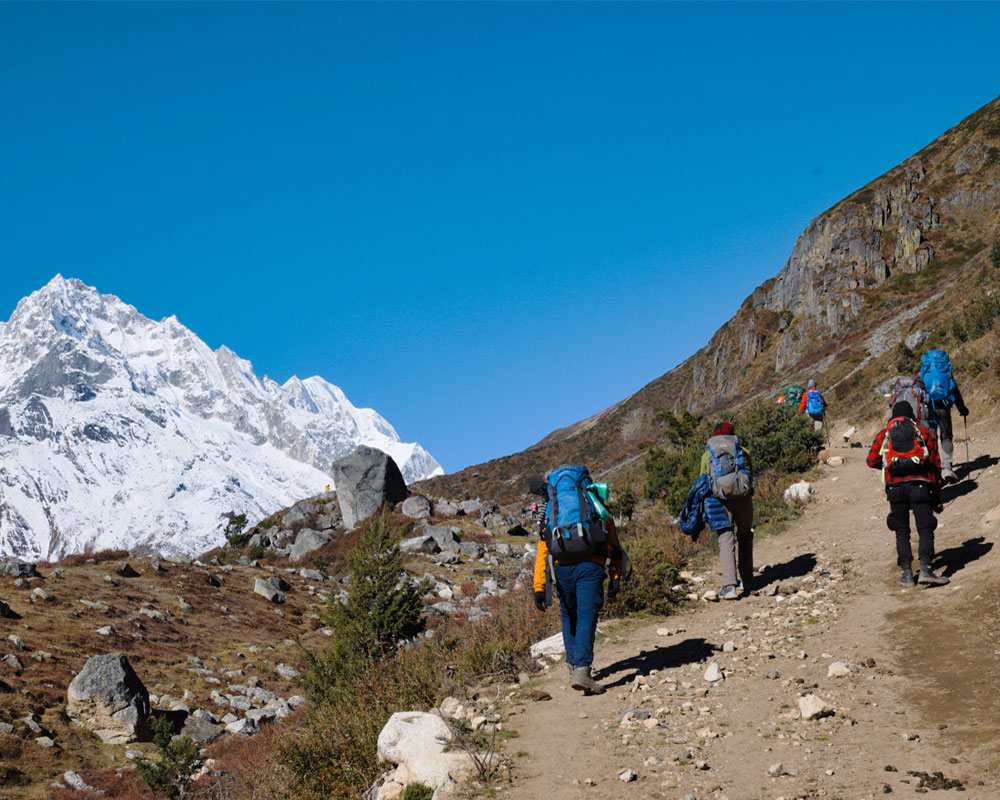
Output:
[936, 407, 954, 471]
[718, 496, 754, 591]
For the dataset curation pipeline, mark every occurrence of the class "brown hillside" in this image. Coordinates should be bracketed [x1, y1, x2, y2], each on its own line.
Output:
[421, 95, 1000, 501]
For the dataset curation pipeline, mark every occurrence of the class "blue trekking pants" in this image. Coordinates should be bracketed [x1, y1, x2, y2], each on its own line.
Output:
[554, 560, 605, 668]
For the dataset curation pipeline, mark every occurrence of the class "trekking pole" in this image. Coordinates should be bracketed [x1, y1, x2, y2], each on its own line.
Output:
[964, 416, 970, 464]
[823, 417, 831, 448]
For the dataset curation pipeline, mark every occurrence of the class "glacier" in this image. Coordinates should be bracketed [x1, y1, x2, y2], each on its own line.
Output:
[0, 275, 443, 560]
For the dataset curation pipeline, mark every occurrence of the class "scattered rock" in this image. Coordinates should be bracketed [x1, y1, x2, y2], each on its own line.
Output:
[618, 769, 638, 782]
[827, 661, 851, 678]
[768, 762, 787, 777]
[63, 771, 93, 791]
[784, 481, 815, 505]
[701, 590, 719, 602]
[377, 711, 452, 764]
[253, 578, 286, 604]
[290, 529, 330, 563]
[798, 693, 835, 720]
[117, 563, 140, 578]
[703, 663, 723, 682]
[30, 587, 53, 602]
[0, 599, 20, 619]
[0, 560, 39, 578]
[529, 633, 565, 661]
[276, 663, 300, 680]
[66, 653, 151, 744]
[225, 718, 258, 736]
[400, 495, 432, 519]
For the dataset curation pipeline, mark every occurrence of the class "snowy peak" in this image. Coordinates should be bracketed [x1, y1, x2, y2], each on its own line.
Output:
[0, 276, 442, 560]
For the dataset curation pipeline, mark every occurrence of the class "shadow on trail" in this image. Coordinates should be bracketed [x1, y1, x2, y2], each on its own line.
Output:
[956, 454, 999, 481]
[595, 637, 715, 688]
[942, 479, 978, 503]
[933, 536, 993, 578]
[754, 553, 817, 591]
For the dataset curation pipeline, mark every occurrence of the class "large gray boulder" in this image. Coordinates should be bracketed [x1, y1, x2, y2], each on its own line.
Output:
[423, 525, 461, 553]
[330, 446, 408, 529]
[66, 653, 151, 744]
[253, 578, 286, 604]
[401, 495, 432, 519]
[1, 560, 39, 578]
[289, 529, 330, 563]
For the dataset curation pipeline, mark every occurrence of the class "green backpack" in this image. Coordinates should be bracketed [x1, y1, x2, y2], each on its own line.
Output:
[784, 385, 806, 406]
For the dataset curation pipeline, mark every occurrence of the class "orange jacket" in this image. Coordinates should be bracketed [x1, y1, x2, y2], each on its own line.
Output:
[533, 517, 622, 592]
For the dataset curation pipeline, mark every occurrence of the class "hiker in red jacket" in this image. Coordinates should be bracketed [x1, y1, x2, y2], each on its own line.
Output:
[866, 402, 948, 587]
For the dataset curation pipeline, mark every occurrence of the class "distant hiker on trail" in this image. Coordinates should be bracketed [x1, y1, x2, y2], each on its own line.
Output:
[919, 349, 969, 483]
[866, 402, 949, 587]
[533, 466, 623, 695]
[798, 379, 827, 432]
[698, 422, 754, 600]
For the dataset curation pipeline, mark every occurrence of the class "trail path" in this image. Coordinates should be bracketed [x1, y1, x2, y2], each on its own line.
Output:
[501, 428, 1000, 800]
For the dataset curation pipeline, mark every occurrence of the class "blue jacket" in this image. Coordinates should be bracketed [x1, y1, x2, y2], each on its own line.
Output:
[679, 474, 732, 537]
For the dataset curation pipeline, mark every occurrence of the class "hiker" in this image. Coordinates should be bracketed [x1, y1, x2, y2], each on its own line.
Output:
[699, 422, 754, 599]
[919, 349, 969, 483]
[866, 402, 949, 586]
[533, 467, 623, 695]
[798, 379, 827, 431]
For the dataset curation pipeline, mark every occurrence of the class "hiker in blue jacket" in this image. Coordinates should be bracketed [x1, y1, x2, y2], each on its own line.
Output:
[699, 422, 755, 600]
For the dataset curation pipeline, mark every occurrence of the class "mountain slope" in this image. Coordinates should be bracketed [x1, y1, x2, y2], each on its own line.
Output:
[423, 95, 1000, 500]
[0, 277, 442, 560]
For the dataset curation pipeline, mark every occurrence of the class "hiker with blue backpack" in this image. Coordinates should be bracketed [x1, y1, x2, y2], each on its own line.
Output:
[532, 466, 623, 695]
[919, 349, 969, 483]
[798, 379, 827, 433]
[698, 421, 755, 600]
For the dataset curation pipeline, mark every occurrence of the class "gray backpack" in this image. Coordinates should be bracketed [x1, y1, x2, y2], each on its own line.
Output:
[706, 435, 752, 500]
[889, 376, 932, 427]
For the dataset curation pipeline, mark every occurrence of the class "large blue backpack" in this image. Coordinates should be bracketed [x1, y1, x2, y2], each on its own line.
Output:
[544, 466, 607, 562]
[920, 350, 955, 407]
[805, 387, 824, 418]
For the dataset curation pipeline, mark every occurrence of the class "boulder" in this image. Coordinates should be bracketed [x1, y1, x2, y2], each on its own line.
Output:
[0, 599, 20, 620]
[0, 560, 39, 578]
[400, 496, 432, 519]
[225, 718, 258, 736]
[181, 715, 223, 744]
[798, 693, 835, 720]
[784, 481, 815, 506]
[529, 632, 566, 661]
[117, 563, 140, 578]
[330, 446, 409, 529]
[66, 653, 151, 744]
[289, 529, 330, 563]
[458, 541, 485, 559]
[423, 525, 461, 553]
[433, 499, 458, 516]
[377, 711, 452, 764]
[253, 578, 286, 604]
[399, 536, 440, 555]
[458, 500, 481, 516]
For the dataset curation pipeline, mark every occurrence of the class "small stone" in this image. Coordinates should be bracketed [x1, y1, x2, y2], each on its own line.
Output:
[96, 626, 115, 636]
[798, 693, 834, 720]
[722, 640, 737, 653]
[618, 769, 638, 782]
[703, 663, 723, 682]
[31, 587, 53, 601]
[643, 717, 659, 730]
[8, 635, 25, 651]
[695, 759, 709, 770]
[35, 736, 56, 748]
[117, 563, 140, 578]
[765, 669, 781, 680]
[769, 762, 786, 776]
[902, 732, 920, 741]
[827, 662, 851, 678]
[702, 590, 719, 602]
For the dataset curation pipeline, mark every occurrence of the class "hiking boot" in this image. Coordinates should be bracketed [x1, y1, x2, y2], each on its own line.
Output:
[719, 584, 739, 600]
[897, 568, 915, 587]
[942, 467, 957, 483]
[917, 567, 950, 586]
[569, 666, 606, 695]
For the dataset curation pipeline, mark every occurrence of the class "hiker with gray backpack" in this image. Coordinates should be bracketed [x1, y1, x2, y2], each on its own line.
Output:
[532, 466, 623, 695]
[919, 349, 969, 483]
[699, 422, 755, 600]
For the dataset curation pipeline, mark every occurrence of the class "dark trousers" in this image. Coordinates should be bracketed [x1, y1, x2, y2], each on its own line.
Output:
[554, 560, 605, 668]
[885, 481, 938, 569]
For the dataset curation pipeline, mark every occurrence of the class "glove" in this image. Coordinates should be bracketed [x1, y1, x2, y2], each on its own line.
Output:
[934, 501, 944, 514]
[534, 591, 546, 611]
[607, 577, 620, 600]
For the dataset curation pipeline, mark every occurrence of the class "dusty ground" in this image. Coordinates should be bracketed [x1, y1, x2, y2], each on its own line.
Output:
[499, 424, 1000, 800]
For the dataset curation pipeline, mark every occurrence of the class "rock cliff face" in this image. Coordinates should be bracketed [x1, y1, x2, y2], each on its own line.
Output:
[425, 95, 1000, 500]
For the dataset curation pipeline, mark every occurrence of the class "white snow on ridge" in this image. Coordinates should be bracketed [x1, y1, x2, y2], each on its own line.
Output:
[0, 275, 443, 560]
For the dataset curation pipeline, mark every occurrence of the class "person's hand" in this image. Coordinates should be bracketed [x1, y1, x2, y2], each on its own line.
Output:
[534, 591, 546, 611]
[934, 501, 944, 514]
[607, 577, 620, 600]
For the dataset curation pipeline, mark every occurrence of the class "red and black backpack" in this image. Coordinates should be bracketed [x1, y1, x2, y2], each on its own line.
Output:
[880, 417, 929, 476]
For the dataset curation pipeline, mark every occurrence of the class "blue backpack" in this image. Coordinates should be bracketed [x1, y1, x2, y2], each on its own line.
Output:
[920, 350, 955, 407]
[805, 388, 824, 418]
[544, 466, 607, 562]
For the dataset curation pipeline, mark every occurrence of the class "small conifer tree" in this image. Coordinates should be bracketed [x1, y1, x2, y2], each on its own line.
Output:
[303, 513, 424, 699]
[134, 716, 201, 798]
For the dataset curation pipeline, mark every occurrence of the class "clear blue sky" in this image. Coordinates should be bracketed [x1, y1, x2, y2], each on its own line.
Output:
[2, 2, 999, 473]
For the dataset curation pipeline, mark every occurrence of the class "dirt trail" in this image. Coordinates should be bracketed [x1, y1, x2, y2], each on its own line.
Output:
[500, 427, 1000, 800]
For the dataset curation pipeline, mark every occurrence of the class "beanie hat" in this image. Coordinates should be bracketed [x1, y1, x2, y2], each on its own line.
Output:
[807, 379, 816, 389]
[892, 402, 915, 420]
[713, 422, 735, 436]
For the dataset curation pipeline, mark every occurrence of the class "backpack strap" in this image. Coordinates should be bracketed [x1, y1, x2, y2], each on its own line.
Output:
[706, 442, 719, 475]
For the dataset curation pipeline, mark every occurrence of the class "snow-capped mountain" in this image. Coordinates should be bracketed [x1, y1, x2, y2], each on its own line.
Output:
[0, 276, 443, 560]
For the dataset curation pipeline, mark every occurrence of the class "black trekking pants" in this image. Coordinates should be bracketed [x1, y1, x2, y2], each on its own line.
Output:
[885, 482, 938, 569]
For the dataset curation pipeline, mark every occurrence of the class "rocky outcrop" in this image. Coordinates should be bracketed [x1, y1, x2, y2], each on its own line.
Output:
[66, 653, 151, 744]
[289, 529, 330, 563]
[330, 446, 409, 529]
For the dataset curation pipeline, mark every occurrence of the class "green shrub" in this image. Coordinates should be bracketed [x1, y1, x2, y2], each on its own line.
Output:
[224, 513, 250, 547]
[246, 543, 264, 562]
[736, 402, 825, 475]
[896, 341, 921, 374]
[302, 513, 424, 698]
[402, 784, 434, 800]
[134, 716, 201, 798]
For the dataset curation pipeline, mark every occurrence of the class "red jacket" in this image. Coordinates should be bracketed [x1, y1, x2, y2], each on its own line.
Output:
[866, 419, 942, 486]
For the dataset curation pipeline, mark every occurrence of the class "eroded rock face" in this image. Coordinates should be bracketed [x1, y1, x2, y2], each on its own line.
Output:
[66, 653, 150, 744]
[330, 446, 408, 529]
